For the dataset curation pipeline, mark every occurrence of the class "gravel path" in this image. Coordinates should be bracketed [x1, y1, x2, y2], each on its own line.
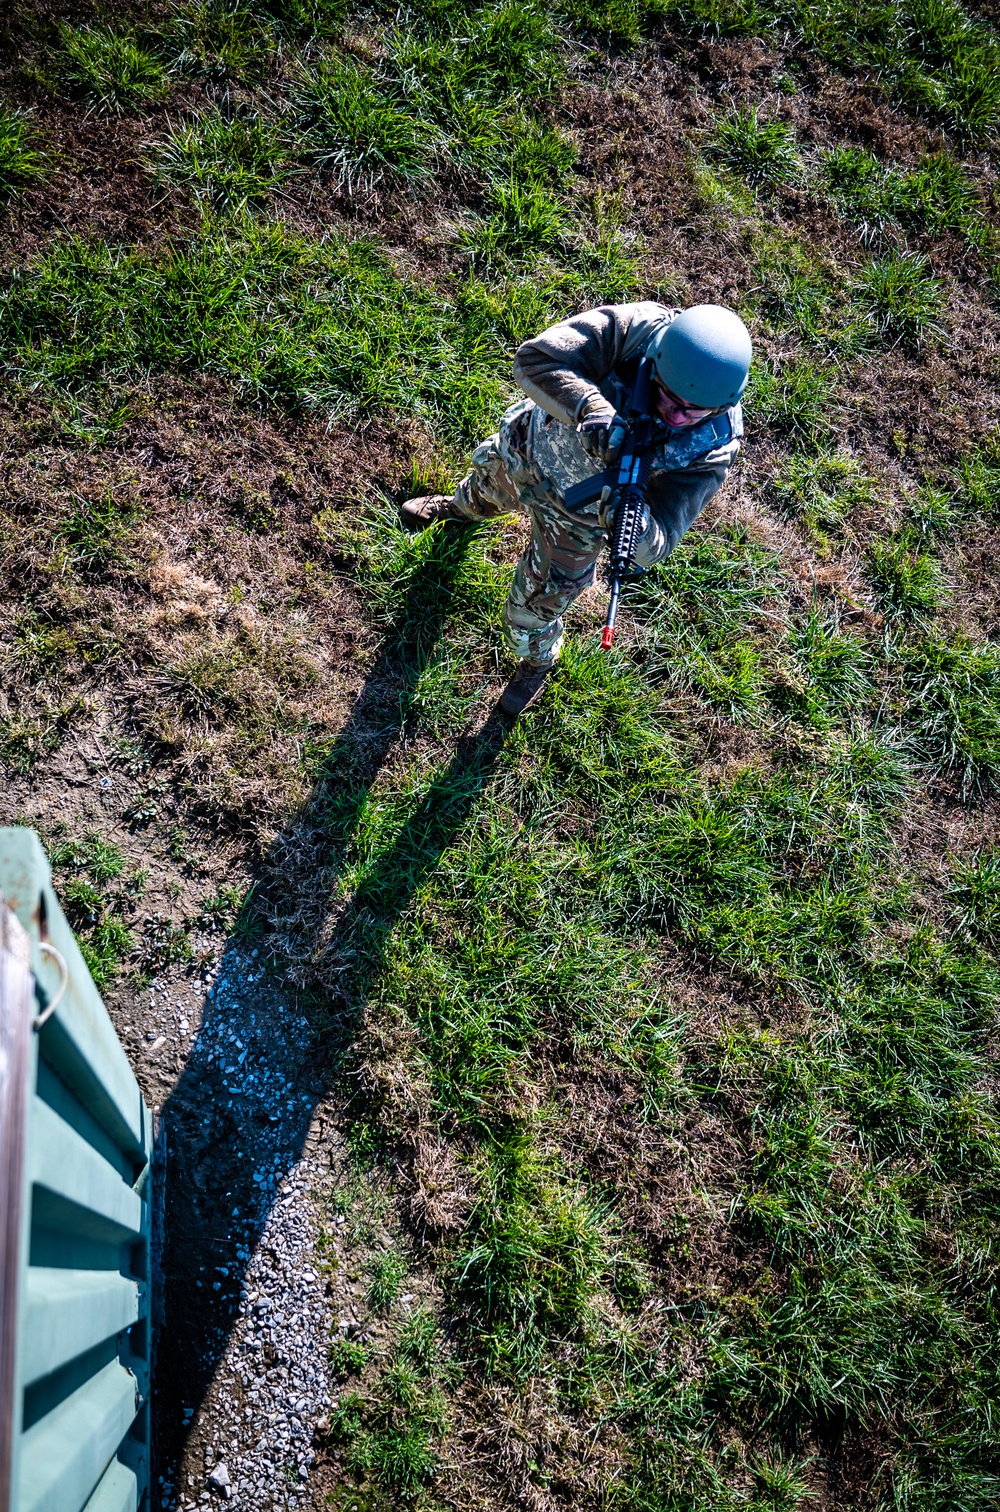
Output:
[154, 948, 350, 1512]
[171, 1153, 336, 1510]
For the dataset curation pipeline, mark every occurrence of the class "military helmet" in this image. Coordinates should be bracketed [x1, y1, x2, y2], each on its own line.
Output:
[648, 304, 752, 409]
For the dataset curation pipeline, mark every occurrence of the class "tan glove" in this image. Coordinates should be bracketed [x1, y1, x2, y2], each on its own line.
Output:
[576, 395, 629, 467]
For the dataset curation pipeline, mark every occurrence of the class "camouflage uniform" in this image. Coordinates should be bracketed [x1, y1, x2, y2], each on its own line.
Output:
[449, 301, 743, 663]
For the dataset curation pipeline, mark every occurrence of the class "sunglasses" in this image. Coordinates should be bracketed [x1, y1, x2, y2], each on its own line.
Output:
[654, 382, 722, 422]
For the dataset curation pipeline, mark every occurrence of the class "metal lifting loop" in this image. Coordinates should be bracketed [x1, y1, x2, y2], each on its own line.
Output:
[33, 942, 68, 1031]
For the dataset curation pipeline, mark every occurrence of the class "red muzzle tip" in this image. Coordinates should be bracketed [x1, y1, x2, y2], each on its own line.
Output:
[601, 626, 615, 650]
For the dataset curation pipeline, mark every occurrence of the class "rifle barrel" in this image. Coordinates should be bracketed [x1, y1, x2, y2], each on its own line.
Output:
[602, 575, 621, 649]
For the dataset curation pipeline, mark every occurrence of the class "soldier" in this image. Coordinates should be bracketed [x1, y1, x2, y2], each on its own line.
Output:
[401, 301, 752, 716]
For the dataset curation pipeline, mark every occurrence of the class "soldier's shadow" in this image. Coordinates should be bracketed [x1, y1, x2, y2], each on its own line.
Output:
[155, 523, 512, 1493]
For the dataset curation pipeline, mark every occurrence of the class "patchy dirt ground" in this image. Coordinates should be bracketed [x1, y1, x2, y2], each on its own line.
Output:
[6, 0, 1000, 1507]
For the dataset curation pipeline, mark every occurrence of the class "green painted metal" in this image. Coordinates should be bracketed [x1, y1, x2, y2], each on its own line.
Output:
[20, 1360, 140, 1512]
[24, 1272, 140, 1385]
[82, 1459, 138, 1512]
[0, 828, 153, 1512]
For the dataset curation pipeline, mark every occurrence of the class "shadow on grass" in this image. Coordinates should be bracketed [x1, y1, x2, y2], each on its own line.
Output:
[155, 523, 512, 1497]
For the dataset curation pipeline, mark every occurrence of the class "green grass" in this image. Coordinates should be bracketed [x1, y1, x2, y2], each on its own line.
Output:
[0, 212, 637, 440]
[464, 178, 569, 265]
[823, 144, 991, 251]
[557, 0, 650, 42]
[392, 2, 564, 114]
[896, 633, 1000, 795]
[331, 513, 1000, 1501]
[151, 107, 296, 213]
[50, 833, 127, 881]
[744, 357, 833, 444]
[329, 1337, 368, 1377]
[0, 225, 509, 438]
[740, 151, 967, 360]
[627, 527, 785, 723]
[958, 434, 1000, 517]
[55, 23, 170, 112]
[166, 0, 347, 74]
[662, 0, 1000, 140]
[0, 108, 47, 202]
[48, 832, 137, 988]
[710, 107, 801, 189]
[868, 532, 946, 620]
[949, 850, 1000, 944]
[907, 480, 959, 539]
[752, 250, 842, 352]
[48, 486, 146, 577]
[774, 610, 873, 728]
[366, 1246, 410, 1311]
[327, 1295, 450, 1501]
[166, 0, 277, 80]
[255, 0, 349, 39]
[768, 448, 876, 551]
[855, 250, 946, 348]
[453, 1131, 612, 1373]
[290, 56, 437, 194]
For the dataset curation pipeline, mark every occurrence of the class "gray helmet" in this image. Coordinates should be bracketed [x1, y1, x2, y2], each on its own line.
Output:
[648, 304, 752, 409]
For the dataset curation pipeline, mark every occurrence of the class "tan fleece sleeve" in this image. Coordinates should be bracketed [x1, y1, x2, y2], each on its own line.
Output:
[512, 302, 674, 426]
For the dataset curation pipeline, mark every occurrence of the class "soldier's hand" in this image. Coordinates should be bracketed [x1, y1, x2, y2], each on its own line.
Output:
[577, 399, 628, 467]
[598, 483, 620, 529]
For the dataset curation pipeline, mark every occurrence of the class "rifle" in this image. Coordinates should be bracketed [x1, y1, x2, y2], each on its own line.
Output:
[563, 356, 659, 649]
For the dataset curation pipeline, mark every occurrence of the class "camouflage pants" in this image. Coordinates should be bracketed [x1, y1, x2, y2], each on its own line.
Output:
[450, 397, 678, 664]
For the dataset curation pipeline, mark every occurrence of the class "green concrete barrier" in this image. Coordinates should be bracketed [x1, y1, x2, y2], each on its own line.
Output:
[0, 828, 153, 1512]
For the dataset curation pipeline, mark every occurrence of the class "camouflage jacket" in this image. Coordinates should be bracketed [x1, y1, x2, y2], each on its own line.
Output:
[513, 301, 743, 511]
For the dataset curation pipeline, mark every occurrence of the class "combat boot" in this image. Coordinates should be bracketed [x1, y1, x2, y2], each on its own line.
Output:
[500, 660, 552, 716]
[400, 493, 464, 530]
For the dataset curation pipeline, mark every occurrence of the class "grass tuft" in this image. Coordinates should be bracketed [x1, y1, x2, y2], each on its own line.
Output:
[0, 109, 47, 202]
[823, 145, 988, 249]
[290, 56, 436, 195]
[166, 0, 277, 81]
[328, 1336, 368, 1377]
[366, 1246, 409, 1311]
[711, 107, 800, 189]
[769, 449, 875, 550]
[49, 486, 146, 577]
[855, 250, 946, 347]
[958, 434, 1000, 516]
[464, 178, 568, 266]
[56, 24, 170, 112]
[558, 0, 647, 43]
[774, 610, 872, 728]
[49, 831, 138, 988]
[327, 1298, 449, 1499]
[948, 851, 1000, 945]
[255, 0, 348, 37]
[168, 0, 347, 73]
[868, 533, 946, 621]
[897, 633, 1000, 794]
[664, 0, 1000, 139]
[453, 1130, 612, 1375]
[745, 358, 833, 444]
[150, 106, 296, 212]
